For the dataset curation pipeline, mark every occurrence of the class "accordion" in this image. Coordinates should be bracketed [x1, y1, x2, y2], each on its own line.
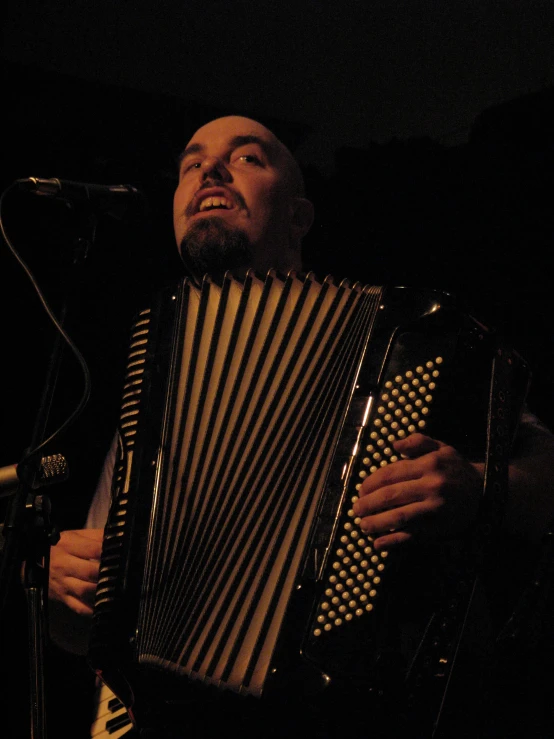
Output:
[88, 270, 528, 737]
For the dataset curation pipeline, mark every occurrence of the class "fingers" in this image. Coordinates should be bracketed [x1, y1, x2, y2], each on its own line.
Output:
[393, 433, 443, 457]
[49, 572, 99, 613]
[352, 433, 482, 550]
[354, 486, 444, 547]
[358, 434, 444, 497]
[355, 477, 429, 521]
[51, 554, 100, 584]
[358, 493, 443, 529]
[358, 456, 420, 497]
[78, 528, 105, 543]
[63, 596, 95, 618]
[373, 529, 413, 550]
[55, 529, 104, 560]
[58, 578, 99, 615]
[48, 529, 103, 614]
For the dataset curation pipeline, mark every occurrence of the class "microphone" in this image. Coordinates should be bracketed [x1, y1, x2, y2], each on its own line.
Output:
[0, 453, 69, 498]
[16, 177, 145, 215]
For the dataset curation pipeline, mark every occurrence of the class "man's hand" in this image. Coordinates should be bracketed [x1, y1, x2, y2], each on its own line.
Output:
[353, 433, 483, 550]
[48, 529, 104, 617]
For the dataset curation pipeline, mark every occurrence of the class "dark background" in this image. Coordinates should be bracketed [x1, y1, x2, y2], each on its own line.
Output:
[1, 2, 553, 736]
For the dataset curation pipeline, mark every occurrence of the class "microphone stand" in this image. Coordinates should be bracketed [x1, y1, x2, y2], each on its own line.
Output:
[0, 199, 95, 739]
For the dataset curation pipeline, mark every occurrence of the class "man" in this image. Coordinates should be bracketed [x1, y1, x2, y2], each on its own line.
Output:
[49, 116, 554, 735]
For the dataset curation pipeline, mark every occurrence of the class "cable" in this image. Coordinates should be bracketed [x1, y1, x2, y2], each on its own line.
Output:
[0, 181, 92, 465]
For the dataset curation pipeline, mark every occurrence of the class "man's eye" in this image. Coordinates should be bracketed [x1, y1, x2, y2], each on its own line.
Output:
[238, 154, 262, 165]
[181, 161, 201, 175]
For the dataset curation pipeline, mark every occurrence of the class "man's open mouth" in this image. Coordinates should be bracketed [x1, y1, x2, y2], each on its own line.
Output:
[197, 195, 235, 213]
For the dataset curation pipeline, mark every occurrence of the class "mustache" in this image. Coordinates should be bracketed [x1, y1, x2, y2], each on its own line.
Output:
[185, 182, 247, 218]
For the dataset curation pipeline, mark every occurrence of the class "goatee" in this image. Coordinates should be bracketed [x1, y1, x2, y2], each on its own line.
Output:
[179, 217, 253, 281]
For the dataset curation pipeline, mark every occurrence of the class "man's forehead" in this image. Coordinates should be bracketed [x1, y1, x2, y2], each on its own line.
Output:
[186, 116, 278, 152]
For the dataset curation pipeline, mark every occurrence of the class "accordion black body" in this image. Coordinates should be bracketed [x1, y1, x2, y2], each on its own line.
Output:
[88, 270, 528, 738]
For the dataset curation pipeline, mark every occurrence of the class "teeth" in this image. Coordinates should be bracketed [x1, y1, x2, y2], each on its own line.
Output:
[198, 196, 233, 212]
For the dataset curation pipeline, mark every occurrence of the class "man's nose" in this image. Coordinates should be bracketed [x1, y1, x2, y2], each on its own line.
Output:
[201, 156, 232, 182]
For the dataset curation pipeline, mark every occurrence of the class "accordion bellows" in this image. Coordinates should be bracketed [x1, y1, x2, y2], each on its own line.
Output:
[89, 269, 526, 731]
[138, 273, 381, 692]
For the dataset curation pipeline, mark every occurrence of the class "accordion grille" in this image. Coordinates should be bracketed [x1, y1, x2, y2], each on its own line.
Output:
[134, 271, 382, 696]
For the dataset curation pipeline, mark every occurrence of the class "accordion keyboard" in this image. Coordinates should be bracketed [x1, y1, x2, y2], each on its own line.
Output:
[90, 680, 132, 738]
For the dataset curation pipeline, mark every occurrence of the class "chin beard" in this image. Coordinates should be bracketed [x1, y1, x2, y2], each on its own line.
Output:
[179, 217, 253, 280]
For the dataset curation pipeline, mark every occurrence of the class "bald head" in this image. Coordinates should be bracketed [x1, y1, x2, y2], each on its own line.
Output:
[173, 116, 314, 277]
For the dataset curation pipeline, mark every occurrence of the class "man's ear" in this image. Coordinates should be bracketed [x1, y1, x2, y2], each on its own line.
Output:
[290, 197, 315, 243]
